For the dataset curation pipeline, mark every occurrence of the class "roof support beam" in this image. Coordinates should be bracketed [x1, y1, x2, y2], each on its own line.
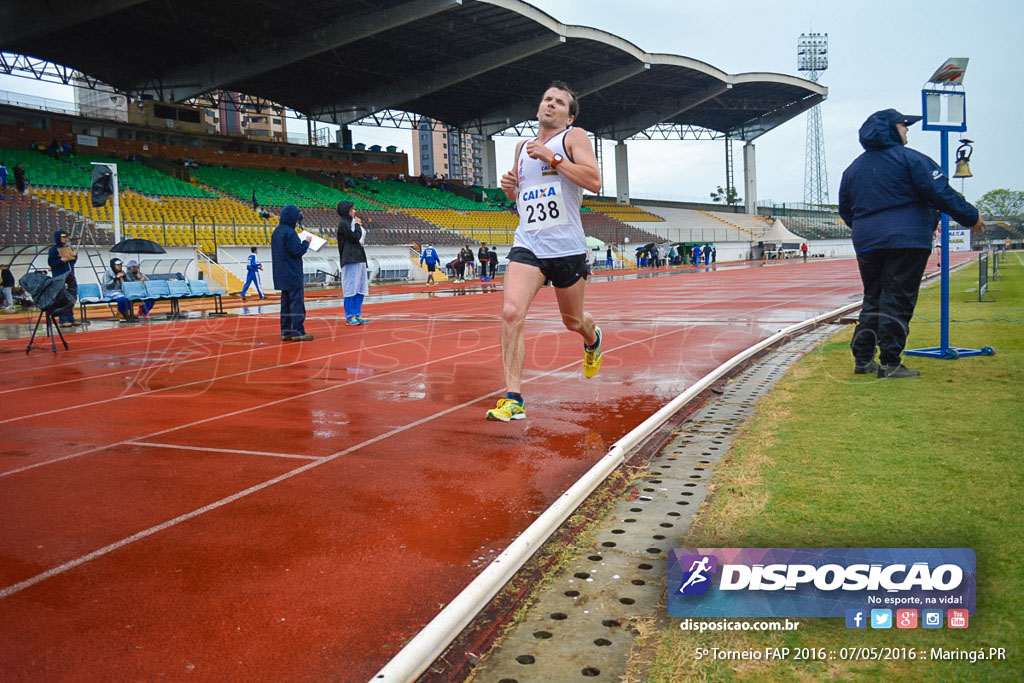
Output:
[734, 93, 824, 141]
[0, 0, 147, 45]
[138, 0, 463, 102]
[321, 33, 564, 126]
[598, 82, 730, 141]
[474, 61, 648, 137]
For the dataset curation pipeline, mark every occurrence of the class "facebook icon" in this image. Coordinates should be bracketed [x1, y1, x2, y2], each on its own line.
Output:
[845, 608, 867, 629]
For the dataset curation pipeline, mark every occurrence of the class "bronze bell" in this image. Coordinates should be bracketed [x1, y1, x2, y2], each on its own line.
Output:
[953, 139, 973, 178]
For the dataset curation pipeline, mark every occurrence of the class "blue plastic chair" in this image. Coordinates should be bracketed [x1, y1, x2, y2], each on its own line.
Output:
[123, 281, 147, 301]
[188, 279, 210, 296]
[77, 283, 104, 303]
[167, 280, 190, 298]
[145, 280, 170, 299]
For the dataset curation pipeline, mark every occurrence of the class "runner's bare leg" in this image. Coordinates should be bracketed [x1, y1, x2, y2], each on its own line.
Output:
[500, 261, 546, 393]
[554, 276, 597, 345]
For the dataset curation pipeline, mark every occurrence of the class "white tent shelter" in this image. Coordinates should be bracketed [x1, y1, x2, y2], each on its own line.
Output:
[762, 219, 806, 243]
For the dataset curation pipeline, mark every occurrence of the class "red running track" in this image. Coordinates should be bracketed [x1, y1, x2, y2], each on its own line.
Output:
[0, 256, 964, 679]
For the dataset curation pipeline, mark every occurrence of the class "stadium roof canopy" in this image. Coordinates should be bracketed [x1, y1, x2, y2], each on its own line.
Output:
[0, 0, 826, 141]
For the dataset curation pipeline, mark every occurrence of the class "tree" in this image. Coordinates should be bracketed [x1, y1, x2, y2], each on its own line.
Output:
[710, 185, 741, 206]
[975, 189, 1024, 218]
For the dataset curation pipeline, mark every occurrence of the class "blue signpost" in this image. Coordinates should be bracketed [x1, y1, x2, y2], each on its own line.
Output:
[904, 60, 994, 360]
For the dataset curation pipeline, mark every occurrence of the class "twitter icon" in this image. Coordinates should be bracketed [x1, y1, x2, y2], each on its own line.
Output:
[870, 609, 892, 629]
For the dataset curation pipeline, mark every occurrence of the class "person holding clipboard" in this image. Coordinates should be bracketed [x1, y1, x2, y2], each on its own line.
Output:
[272, 205, 313, 342]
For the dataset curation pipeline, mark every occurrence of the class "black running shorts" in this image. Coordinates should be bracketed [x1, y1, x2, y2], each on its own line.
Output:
[507, 246, 589, 288]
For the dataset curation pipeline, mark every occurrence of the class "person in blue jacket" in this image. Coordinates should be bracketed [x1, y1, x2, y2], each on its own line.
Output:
[241, 246, 266, 300]
[839, 109, 985, 379]
[271, 205, 313, 341]
[47, 230, 78, 326]
[420, 242, 441, 285]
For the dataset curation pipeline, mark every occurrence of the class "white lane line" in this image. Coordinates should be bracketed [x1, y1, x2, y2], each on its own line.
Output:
[0, 323, 483, 422]
[0, 271, 863, 476]
[0, 309, 496, 394]
[0, 326, 692, 601]
[124, 441, 322, 461]
[0, 339, 502, 478]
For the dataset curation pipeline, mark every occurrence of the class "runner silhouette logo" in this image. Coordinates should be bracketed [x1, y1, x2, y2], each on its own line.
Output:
[677, 554, 718, 595]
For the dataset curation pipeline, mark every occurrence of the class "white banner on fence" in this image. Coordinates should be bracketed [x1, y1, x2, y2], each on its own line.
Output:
[949, 229, 972, 252]
[76, 134, 98, 147]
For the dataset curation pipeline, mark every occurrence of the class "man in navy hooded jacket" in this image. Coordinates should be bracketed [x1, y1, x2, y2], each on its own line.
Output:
[47, 230, 78, 326]
[271, 205, 313, 341]
[839, 109, 984, 379]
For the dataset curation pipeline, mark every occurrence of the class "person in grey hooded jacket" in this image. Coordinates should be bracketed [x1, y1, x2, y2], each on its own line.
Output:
[839, 109, 985, 379]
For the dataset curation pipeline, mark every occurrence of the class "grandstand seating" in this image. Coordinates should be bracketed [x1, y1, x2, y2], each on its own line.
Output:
[581, 213, 664, 246]
[349, 178, 503, 212]
[64, 154, 216, 198]
[583, 199, 665, 222]
[400, 208, 516, 244]
[192, 165, 380, 211]
[0, 189, 80, 246]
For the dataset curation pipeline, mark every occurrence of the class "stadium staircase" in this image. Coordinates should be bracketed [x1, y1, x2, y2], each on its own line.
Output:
[197, 256, 244, 294]
[698, 210, 761, 239]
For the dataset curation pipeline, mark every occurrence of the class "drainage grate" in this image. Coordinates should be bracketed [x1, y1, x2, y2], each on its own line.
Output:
[468, 326, 842, 682]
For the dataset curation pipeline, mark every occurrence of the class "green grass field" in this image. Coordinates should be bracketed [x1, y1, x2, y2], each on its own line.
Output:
[637, 252, 1023, 681]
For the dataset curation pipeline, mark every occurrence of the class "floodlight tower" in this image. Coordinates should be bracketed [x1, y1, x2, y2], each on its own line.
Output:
[798, 33, 829, 207]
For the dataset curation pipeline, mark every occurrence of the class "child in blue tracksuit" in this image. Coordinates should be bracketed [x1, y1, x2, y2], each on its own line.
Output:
[241, 247, 265, 299]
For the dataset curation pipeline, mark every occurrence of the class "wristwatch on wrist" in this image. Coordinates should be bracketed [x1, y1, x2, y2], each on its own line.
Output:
[551, 153, 564, 168]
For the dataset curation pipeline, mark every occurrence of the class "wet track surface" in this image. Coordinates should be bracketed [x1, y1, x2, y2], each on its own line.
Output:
[0, 256, 965, 679]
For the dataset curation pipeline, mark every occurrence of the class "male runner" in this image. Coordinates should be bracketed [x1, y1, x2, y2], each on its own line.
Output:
[420, 242, 441, 285]
[241, 246, 266, 300]
[486, 81, 602, 422]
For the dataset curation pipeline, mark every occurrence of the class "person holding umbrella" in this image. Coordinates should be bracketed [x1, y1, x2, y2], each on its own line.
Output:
[125, 260, 154, 318]
[272, 205, 313, 341]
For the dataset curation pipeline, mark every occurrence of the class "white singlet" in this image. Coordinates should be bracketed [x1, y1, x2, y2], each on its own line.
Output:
[512, 127, 585, 258]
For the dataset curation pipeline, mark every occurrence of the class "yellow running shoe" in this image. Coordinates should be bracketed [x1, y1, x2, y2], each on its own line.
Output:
[583, 327, 603, 378]
[486, 397, 526, 421]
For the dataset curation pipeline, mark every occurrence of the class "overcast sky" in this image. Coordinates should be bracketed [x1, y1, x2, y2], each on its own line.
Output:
[2, 0, 1021, 204]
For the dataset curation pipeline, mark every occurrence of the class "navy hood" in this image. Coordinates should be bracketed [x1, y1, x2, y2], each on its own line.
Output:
[858, 109, 920, 151]
[54, 230, 68, 245]
[279, 204, 301, 228]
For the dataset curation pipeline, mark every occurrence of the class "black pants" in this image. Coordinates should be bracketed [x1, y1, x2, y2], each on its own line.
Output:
[851, 248, 930, 366]
[279, 287, 306, 336]
[59, 271, 78, 323]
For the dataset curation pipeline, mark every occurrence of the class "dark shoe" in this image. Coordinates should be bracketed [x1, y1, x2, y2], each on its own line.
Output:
[854, 361, 880, 375]
[292, 333, 314, 342]
[281, 334, 294, 342]
[878, 364, 920, 379]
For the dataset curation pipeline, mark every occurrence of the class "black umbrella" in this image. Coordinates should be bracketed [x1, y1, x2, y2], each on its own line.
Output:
[110, 238, 166, 254]
[635, 242, 655, 251]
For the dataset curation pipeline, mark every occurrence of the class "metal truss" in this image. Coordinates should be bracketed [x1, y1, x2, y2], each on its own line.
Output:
[340, 109, 725, 141]
[0, 54, 730, 144]
[0, 52, 105, 88]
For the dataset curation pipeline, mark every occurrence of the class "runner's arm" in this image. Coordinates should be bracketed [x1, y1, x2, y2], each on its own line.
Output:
[500, 141, 525, 201]
[557, 128, 601, 193]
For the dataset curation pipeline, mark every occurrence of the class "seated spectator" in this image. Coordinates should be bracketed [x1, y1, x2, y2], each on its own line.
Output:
[102, 258, 130, 320]
[125, 260, 154, 318]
